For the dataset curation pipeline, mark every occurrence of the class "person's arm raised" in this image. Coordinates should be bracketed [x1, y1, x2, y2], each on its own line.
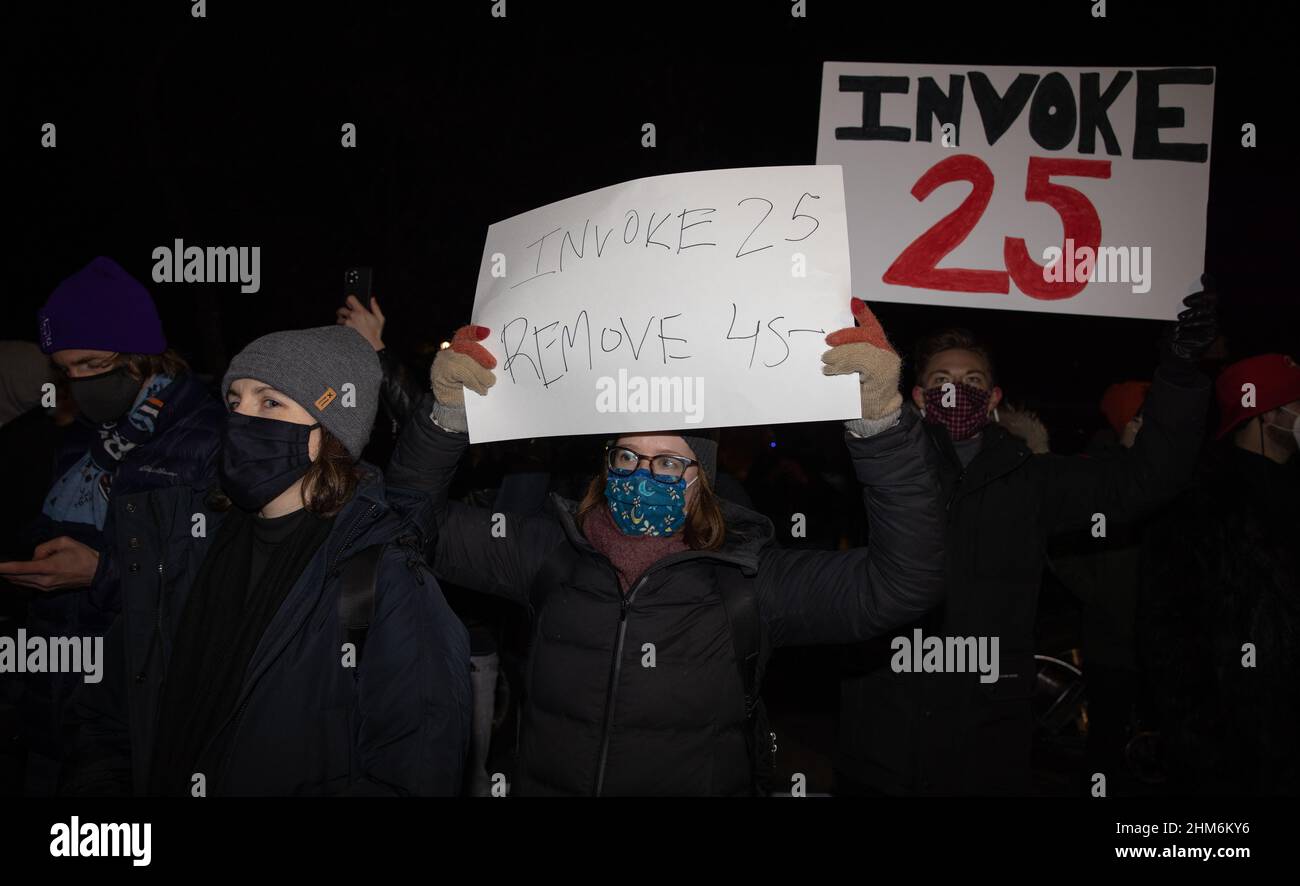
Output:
[1037, 277, 1215, 534]
[387, 324, 495, 513]
[338, 294, 423, 431]
[757, 298, 946, 646]
[385, 325, 563, 605]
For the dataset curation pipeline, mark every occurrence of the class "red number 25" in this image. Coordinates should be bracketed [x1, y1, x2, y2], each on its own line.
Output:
[883, 154, 1112, 300]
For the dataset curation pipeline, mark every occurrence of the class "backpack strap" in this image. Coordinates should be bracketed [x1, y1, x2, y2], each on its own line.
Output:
[339, 543, 385, 667]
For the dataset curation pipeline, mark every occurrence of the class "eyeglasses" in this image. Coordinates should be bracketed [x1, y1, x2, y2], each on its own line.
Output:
[605, 445, 699, 484]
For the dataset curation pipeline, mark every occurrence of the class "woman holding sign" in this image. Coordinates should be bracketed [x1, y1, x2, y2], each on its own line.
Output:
[387, 298, 945, 796]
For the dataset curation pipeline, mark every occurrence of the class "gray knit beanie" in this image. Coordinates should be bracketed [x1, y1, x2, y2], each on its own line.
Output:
[680, 431, 719, 486]
[608, 428, 719, 485]
[222, 325, 381, 459]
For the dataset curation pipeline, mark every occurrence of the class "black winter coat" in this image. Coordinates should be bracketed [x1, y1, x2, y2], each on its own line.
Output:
[23, 372, 223, 768]
[836, 361, 1210, 795]
[1138, 447, 1300, 794]
[62, 471, 471, 796]
[377, 347, 422, 430]
[387, 397, 946, 796]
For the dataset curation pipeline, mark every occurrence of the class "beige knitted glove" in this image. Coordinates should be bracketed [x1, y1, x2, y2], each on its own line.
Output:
[429, 324, 497, 432]
[821, 297, 903, 421]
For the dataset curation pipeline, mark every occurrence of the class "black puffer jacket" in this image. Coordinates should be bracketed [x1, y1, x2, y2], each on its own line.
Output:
[388, 396, 945, 796]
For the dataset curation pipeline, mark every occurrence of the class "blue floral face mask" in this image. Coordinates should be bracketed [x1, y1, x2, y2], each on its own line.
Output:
[604, 468, 697, 537]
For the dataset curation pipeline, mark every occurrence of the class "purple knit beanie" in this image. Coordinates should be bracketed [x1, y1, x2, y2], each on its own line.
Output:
[37, 257, 167, 355]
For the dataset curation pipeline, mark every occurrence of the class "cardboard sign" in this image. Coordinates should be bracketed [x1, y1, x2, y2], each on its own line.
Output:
[463, 166, 860, 443]
[816, 62, 1215, 319]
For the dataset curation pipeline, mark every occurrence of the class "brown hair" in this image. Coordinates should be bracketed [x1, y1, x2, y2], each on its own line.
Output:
[300, 430, 364, 517]
[576, 461, 727, 551]
[211, 427, 363, 517]
[912, 327, 996, 384]
[120, 349, 190, 381]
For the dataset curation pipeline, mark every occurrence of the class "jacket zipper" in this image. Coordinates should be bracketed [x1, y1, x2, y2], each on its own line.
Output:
[588, 548, 751, 796]
[212, 502, 379, 792]
[148, 561, 166, 741]
[134, 496, 167, 683]
[145, 496, 169, 728]
[326, 503, 379, 573]
[944, 439, 1030, 513]
[946, 469, 966, 513]
[551, 499, 756, 797]
[592, 575, 644, 797]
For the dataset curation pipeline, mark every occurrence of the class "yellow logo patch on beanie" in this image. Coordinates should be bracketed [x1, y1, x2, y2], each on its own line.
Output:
[315, 387, 338, 410]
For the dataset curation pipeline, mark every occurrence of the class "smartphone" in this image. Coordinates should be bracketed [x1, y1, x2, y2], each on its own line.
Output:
[344, 266, 373, 304]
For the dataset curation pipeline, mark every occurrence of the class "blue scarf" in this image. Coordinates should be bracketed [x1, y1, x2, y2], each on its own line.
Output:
[42, 373, 174, 529]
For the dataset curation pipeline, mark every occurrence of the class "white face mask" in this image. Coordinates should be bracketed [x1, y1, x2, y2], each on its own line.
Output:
[1267, 406, 1300, 448]
[683, 475, 698, 513]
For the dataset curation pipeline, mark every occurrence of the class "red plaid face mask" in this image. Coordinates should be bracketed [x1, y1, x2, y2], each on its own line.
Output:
[922, 381, 992, 441]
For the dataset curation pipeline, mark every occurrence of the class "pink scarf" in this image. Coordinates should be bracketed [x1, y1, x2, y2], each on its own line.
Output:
[583, 503, 689, 594]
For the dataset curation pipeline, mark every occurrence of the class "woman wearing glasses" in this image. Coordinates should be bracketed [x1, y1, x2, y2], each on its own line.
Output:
[387, 298, 945, 796]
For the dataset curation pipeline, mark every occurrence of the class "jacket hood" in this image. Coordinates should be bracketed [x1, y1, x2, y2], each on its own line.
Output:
[993, 406, 1051, 454]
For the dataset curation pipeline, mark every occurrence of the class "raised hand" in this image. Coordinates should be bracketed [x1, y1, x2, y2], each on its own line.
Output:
[1165, 273, 1219, 362]
[337, 294, 387, 352]
[430, 324, 497, 407]
[821, 298, 903, 420]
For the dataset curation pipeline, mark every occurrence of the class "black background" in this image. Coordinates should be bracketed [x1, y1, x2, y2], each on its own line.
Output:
[7, 0, 1297, 451]
[9, 796, 1282, 869]
[3, 0, 1298, 848]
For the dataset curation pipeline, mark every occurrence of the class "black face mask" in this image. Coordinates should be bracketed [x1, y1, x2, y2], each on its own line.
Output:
[68, 365, 142, 425]
[220, 412, 320, 512]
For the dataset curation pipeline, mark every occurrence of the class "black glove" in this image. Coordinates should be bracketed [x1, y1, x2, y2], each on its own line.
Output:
[1163, 273, 1219, 362]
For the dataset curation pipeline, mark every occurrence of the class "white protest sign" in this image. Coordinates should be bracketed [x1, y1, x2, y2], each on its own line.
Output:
[816, 62, 1215, 320]
[463, 166, 861, 443]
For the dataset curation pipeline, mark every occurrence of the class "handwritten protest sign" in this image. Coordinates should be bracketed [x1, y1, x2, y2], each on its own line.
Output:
[463, 166, 861, 443]
[816, 63, 1215, 320]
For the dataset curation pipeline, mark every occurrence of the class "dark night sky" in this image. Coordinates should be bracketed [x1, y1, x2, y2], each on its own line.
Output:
[8, 0, 1297, 453]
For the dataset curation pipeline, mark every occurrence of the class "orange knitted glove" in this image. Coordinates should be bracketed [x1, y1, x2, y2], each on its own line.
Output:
[430, 324, 497, 407]
[821, 298, 903, 421]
